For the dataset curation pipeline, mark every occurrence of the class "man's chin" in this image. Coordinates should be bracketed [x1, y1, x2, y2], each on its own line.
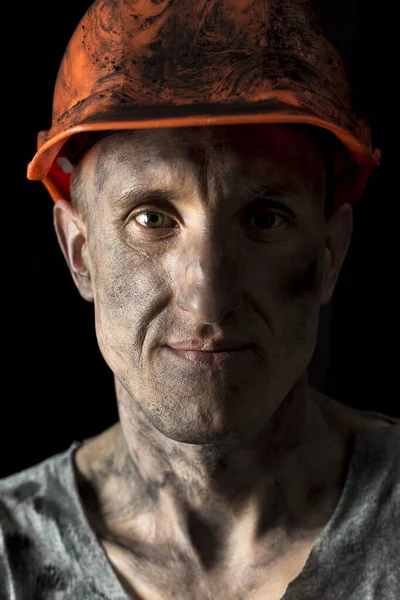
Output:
[146, 412, 267, 445]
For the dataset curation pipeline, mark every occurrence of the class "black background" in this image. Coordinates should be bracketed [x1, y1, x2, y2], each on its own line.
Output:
[2, 1, 396, 478]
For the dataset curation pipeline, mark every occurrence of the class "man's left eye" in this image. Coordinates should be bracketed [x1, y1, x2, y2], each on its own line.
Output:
[134, 211, 176, 228]
[132, 209, 287, 232]
[246, 210, 286, 230]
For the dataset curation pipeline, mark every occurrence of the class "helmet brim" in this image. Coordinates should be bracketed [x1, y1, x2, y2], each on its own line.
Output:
[27, 99, 380, 207]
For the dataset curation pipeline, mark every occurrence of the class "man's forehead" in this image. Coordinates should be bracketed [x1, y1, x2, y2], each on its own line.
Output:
[87, 124, 324, 182]
[77, 124, 326, 212]
[94, 124, 320, 156]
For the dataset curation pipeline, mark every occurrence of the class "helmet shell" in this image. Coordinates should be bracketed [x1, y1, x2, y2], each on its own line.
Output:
[27, 0, 380, 207]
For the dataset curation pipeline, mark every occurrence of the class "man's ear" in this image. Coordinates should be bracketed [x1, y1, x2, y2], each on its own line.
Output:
[53, 200, 94, 302]
[320, 202, 353, 306]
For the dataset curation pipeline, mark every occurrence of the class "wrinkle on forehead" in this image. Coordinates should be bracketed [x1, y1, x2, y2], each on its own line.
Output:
[79, 125, 326, 214]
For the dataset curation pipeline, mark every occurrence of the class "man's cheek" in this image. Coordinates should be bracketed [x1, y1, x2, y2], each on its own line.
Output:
[92, 239, 168, 310]
[246, 244, 322, 307]
[94, 311, 127, 366]
[90, 244, 170, 361]
[266, 245, 323, 302]
[283, 252, 322, 299]
[277, 250, 323, 350]
[251, 248, 323, 346]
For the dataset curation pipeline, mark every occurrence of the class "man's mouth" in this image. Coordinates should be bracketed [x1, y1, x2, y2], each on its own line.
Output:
[165, 345, 252, 366]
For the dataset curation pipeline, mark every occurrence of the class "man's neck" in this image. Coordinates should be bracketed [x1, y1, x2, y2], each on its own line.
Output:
[75, 375, 352, 559]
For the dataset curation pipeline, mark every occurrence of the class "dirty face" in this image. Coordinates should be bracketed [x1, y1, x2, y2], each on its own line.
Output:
[70, 124, 331, 443]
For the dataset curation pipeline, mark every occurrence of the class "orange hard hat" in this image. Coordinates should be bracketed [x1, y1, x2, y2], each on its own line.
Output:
[27, 0, 380, 209]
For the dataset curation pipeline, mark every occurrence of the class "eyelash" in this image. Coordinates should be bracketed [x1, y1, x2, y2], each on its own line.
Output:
[131, 207, 288, 232]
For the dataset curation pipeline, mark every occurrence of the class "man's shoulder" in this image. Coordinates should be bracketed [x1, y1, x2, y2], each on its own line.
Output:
[0, 443, 78, 504]
[0, 444, 80, 547]
[0, 443, 85, 599]
[0, 442, 128, 599]
[354, 419, 400, 488]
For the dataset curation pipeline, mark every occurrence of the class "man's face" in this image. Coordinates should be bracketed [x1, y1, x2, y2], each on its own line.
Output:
[70, 124, 332, 443]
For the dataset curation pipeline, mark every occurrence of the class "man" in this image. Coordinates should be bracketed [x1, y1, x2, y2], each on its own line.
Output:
[1, 0, 399, 599]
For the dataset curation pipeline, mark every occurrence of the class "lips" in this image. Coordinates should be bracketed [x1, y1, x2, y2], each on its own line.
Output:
[165, 344, 252, 367]
[168, 339, 251, 352]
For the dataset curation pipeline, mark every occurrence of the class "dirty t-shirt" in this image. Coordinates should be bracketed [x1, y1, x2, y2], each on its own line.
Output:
[1, 411, 399, 600]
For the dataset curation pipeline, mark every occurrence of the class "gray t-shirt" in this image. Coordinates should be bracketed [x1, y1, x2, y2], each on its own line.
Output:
[1, 411, 399, 599]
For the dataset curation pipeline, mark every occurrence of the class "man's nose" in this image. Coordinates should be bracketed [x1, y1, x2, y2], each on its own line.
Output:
[175, 237, 242, 324]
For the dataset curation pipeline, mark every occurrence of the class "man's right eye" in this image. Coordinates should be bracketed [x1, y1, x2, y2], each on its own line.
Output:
[133, 211, 177, 229]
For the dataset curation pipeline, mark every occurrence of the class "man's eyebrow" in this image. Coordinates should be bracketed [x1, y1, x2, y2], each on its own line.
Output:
[114, 182, 304, 212]
[114, 188, 181, 211]
[245, 183, 306, 204]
